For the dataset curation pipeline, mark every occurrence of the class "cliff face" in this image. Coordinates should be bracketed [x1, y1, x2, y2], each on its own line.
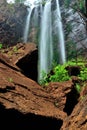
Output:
[0, 2, 27, 46]
[60, 0, 87, 59]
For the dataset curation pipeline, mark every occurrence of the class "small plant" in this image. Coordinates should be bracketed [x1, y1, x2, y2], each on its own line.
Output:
[78, 67, 87, 81]
[8, 77, 13, 83]
[39, 71, 49, 86]
[75, 83, 81, 94]
[40, 64, 71, 85]
[13, 46, 18, 53]
[0, 43, 3, 49]
[64, 59, 85, 67]
[49, 65, 71, 82]
[39, 59, 87, 86]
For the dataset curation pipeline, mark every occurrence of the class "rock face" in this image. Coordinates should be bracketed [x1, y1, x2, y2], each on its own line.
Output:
[46, 81, 79, 116]
[3, 42, 38, 81]
[0, 43, 66, 129]
[61, 94, 87, 130]
[0, 2, 27, 46]
[61, 0, 87, 59]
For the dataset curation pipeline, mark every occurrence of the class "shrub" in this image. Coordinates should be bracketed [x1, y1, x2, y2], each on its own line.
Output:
[40, 59, 87, 86]
[49, 65, 71, 82]
[78, 66, 87, 81]
[40, 64, 71, 85]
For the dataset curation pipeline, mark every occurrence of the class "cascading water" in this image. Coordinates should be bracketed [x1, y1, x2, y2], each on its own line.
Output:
[38, 1, 53, 81]
[23, 0, 66, 82]
[56, 0, 66, 64]
[23, 6, 34, 43]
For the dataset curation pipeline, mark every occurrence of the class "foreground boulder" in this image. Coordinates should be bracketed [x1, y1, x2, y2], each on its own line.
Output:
[0, 52, 66, 129]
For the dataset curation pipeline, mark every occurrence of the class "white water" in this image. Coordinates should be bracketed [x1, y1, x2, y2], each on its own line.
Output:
[38, 1, 53, 80]
[22, 0, 66, 82]
[23, 7, 34, 43]
[56, 0, 66, 64]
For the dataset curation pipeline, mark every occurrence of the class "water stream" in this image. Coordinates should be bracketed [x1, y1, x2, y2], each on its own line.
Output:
[56, 0, 66, 64]
[23, 6, 34, 42]
[23, 0, 66, 82]
[38, 1, 53, 80]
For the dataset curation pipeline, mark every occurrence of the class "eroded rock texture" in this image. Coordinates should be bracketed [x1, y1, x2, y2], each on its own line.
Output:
[0, 43, 87, 130]
[0, 44, 66, 130]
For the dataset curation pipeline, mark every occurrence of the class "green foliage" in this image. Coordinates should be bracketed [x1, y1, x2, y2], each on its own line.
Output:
[39, 71, 49, 86]
[77, 0, 85, 13]
[75, 83, 81, 94]
[15, 0, 25, 3]
[65, 23, 72, 35]
[79, 66, 87, 81]
[65, 60, 87, 82]
[64, 0, 85, 11]
[64, 59, 85, 67]
[40, 59, 87, 86]
[66, 40, 77, 60]
[0, 43, 3, 49]
[41, 0, 46, 6]
[49, 65, 71, 82]
[13, 46, 18, 53]
[64, 0, 86, 17]
[40, 64, 71, 85]
[64, 0, 71, 7]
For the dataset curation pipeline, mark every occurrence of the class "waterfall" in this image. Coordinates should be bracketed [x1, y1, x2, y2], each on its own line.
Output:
[56, 0, 66, 64]
[33, 6, 39, 27]
[23, 0, 66, 82]
[38, 1, 53, 81]
[23, 6, 34, 43]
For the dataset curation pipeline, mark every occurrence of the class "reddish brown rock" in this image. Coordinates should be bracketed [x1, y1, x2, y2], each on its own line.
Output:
[0, 52, 66, 116]
[1, 42, 38, 81]
[46, 80, 79, 116]
[0, 43, 87, 129]
[2, 42, 37, 64]
[80, 83, 87, 97]
[0, 52, 66, 129]
[61, 95, 87, 130]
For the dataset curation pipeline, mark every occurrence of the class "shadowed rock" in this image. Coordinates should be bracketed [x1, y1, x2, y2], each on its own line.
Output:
[0, 51, 66, 129]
